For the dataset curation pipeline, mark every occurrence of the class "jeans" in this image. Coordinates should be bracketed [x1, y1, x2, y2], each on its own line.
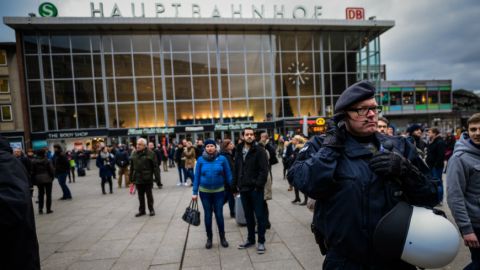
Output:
[177, 166, 187, 183]
[199, 191, 225, 239]
[186, 168, 194, 183]
[137, 183, 154, 213]
[101, 176, 113, 194]
[431, 167, 444, 203]
[56, 173, 72, 199]
[37, 183, 52, 211]
[465, 228, 480, 270]
[240, 189, 266, 244]
[68, 167, 75, 183]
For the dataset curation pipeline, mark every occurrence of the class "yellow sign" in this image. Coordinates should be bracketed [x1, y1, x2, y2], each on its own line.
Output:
[316, 118, 325, 126]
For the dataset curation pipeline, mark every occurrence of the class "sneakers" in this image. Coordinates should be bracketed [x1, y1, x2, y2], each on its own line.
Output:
[257, 243, 266, 254]
[237, 241, 255, 249]
[176, 182, 181, 186]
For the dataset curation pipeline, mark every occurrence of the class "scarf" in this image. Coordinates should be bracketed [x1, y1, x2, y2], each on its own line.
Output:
[202, 150, 218, 161]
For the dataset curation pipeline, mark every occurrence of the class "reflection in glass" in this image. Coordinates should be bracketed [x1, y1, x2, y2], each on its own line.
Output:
[97, 105, 106, 128]
[77, 105, 97, 128]
[166, 102, 175, 126]
[75, 80, 95, 103]
[47, 106, 56, 130]
[31, 107, 45, 132]
[108, 104, 117, 127]
[51, 36, 70, 53]
[91, 36, 101, 53]
[194, 101, 212, 124]
[171, 53, 190, 75]
[330, 52, 346, 73]
[227, 35, 243, 52]
[228, 53, 244, 74]
[173, 77, 192, 100]
[154, 78, 163, 100]
[103, 36, 112, 53]
[42, 56, 52, 79]
[95, 80, 104, 103]
[249, 99, 265, 122]
[44, 81, 54, 104]
[247, 76, 264, 98]
[440, 91, 450, 104]
[165, 78, 174, 100]
[428, 91, 439, 104]
[134, 54, 152, 76]
[229, 76, 245, 98]
[73, 55, 92, 78]
[193, 76, 211, 99]
[330, 32, 344, 51]
[114, 54, 132, 77]
[332, 74, 346, 95]
[278, 34, 295, 51]
[106, 79, 115, 102]
[39, 36, 50, 54]
[299, 98, 315, 116]
[57, 106, 76, 130]
[138, 103, 155, 127]
[190, 35, 208, 52]
[245, 53, 262, 74]
[28, 81, 42, 105]
[156, 102, 165, 126]
[210, 77, 219, 99]
[132, 35, 151, 52]
[244, 35, 262, 51]
[117, 103, 135, 128]
[136, 78, 154, 101]
[112, 35, 131, 53]
[93, 55, 102, 77]
[24, 35, 37, 54]
[116, 79, 134, 102]
[52, 55, 72, 78]
[416, 92, 426, 105]
[297, 33, 312, 51]
[25, 56, 40, 79]
[176, 101, 193, 124]
[403, 91, 414, 105]
[230, 100, 248, 122]
[390, 92, 401, 105]
[104, 54, 113, 77]
[152, 55, 161, 76]
[190, 53, 210, 75]
[55, 80, 75, 104]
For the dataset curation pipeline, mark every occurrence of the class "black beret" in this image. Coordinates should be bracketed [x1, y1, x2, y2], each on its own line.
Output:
[407, 124, 423, 134]
[334, 80, 376, 113]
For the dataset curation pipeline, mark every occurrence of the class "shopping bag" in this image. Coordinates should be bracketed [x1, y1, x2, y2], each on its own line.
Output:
[182, 199, 201, 226]
[129, 183, 136, 195]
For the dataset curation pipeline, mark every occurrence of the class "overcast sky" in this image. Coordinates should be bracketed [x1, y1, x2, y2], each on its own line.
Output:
[1, 0, 478, 90]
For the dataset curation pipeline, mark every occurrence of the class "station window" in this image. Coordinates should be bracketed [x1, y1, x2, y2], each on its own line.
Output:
[402, 91, 414, 105]
[1, 105, 12, 121]
[440, 91, 451, 104]
[428, 91, 439, 104]
[0, 50, 6, 65]
[415, 92, 426, 104]
[0, 79, 9, 93]
[390, 92, 401, 105]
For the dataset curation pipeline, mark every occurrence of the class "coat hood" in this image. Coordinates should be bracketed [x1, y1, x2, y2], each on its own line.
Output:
[453, 132, 480, 158]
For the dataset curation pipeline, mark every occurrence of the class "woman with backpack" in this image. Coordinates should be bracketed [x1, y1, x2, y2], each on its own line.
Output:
[32, 149, 55, 214]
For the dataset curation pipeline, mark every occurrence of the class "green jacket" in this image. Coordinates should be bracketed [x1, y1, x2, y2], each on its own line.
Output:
[129, 149, 161, 185]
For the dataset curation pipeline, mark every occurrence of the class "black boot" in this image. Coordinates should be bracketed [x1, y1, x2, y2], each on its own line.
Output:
[205, 237, 213, 249]
[220, 233, 229, 248]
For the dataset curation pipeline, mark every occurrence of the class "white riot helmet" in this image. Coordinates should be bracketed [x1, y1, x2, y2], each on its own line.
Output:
[373, 201, 460, 268]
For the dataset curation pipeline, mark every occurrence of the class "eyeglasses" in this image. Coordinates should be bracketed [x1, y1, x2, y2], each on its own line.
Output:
[347, 105, 383, 116]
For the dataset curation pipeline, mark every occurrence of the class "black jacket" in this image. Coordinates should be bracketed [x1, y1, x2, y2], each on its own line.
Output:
[426, 136, 447, 169]
[31, 158, 55, 185]
[53, 152, 70, 174]
[175, 147, 185, 166]
[233, 142, 268, 192]
[0, 145, 40, 269]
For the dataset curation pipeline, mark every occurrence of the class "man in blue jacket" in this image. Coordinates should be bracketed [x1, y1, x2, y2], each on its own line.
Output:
[288, 81, 438, 269]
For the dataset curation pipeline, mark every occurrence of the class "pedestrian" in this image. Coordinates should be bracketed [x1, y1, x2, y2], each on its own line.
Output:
[192, 139, 233, 249]
[258, 132, 279, 229]
[377, 116, 389, 135]
[96, 146, 115, 194]
[161, 143, 169, 172]
[289, 81, 438, 269]
[0, 137, 41, 270]
[130, 138, 161, 217]
[232, 127, 269, 254]
[168, 143, 176, 168]
[220, 139, 236, 218]
[31, 149, 55, 214]
[53, 144, 72, 200]
[444, 130, 456, 169]
[447, 113, 480, 270]
[195, 139, 204, 159]
[288, 135, 308, 206]
[426, 127, 447, 203]
[149, 142, 164, 188]
[175, 143, 187, 186]
[66, 150, 76, 183]
[115, 144, 130, 188]
[407, 124, 427, 158]
[282, 140, 294, 182]
[183, 141, 196, 186]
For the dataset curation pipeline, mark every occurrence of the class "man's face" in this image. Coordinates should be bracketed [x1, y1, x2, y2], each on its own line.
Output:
[260, 133, 268, 143]
[413, 129, 423, 138]
[468, 122, 480, 145]
[182, 139, 187, 146]
[148, 142, 154, 150]
[13, 149, 22, 157]
[427, 130, 436, 141]
[387, 127, 394, 136]
[243, 130, 255, 144]
[377, 120, 388, 134]
[197, 140, 203, 146]
[344, 98, 379, 137]
[136, 141, 146, 151]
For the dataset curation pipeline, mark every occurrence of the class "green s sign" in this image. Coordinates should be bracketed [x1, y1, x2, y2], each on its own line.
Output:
[39, 2, 58, 17]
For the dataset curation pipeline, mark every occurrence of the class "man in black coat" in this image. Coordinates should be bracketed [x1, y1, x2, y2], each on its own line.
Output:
[0, 137, 40, 270]
[232, 128, 269, 254]
[426, 127, 447, 203]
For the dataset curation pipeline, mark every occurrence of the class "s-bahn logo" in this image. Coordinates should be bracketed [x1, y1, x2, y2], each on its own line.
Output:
[39, 2, 58, 17]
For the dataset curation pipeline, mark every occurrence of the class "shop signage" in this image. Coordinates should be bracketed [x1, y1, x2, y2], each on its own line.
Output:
[185, 126, 204, 132]
[127, 127, 175, 135]
[316, 117, 326, 126]
[88, 2, 323, 19]
[214, 123, 258, 131]
[47, 131, 90, 139]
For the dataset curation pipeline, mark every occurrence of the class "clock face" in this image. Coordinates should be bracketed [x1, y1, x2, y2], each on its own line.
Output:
[287, 61, 310, 85]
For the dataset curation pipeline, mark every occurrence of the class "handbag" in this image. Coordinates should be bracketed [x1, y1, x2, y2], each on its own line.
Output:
[182, 199, 201, 226]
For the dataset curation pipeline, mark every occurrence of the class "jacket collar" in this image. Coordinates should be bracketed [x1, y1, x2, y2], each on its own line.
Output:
[343, 132, 386, 158]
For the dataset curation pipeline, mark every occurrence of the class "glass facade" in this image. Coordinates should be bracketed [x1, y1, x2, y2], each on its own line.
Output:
[23, 31, 381, 132]
[380, 80, 452, 115]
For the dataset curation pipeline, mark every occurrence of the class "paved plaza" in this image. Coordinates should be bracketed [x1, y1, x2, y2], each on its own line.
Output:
[35, 164, 469, 270]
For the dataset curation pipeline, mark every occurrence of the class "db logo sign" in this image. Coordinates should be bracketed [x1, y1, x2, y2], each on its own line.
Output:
[346, 8, 365, 20]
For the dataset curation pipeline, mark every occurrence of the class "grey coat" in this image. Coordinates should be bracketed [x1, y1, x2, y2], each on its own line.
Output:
[447, 133, 480, 235]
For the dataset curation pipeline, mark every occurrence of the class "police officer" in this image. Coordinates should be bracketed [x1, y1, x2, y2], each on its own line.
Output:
[288, 81, 438, 269]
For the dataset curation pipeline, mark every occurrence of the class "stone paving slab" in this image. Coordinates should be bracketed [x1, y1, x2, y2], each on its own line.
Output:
[34, 163, 469, 269]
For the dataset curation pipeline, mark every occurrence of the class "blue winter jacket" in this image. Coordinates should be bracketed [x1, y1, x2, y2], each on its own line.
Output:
[193, 154, 232, 195]
[288, 132, 438, 265]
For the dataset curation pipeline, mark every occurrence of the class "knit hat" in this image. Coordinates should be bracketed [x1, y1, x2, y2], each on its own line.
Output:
[334, 80, 376, 113]
[407, 124, 423, 135]
[204, 139, 216, 147]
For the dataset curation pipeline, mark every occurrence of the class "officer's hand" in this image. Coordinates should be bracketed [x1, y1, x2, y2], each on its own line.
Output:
[369, 152, 409, 178]
[322, 119, 346, 149]
[464, 233, 480, 248]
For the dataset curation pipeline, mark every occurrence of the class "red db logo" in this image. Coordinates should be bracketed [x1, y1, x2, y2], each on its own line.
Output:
[346, 8, 365, 20]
